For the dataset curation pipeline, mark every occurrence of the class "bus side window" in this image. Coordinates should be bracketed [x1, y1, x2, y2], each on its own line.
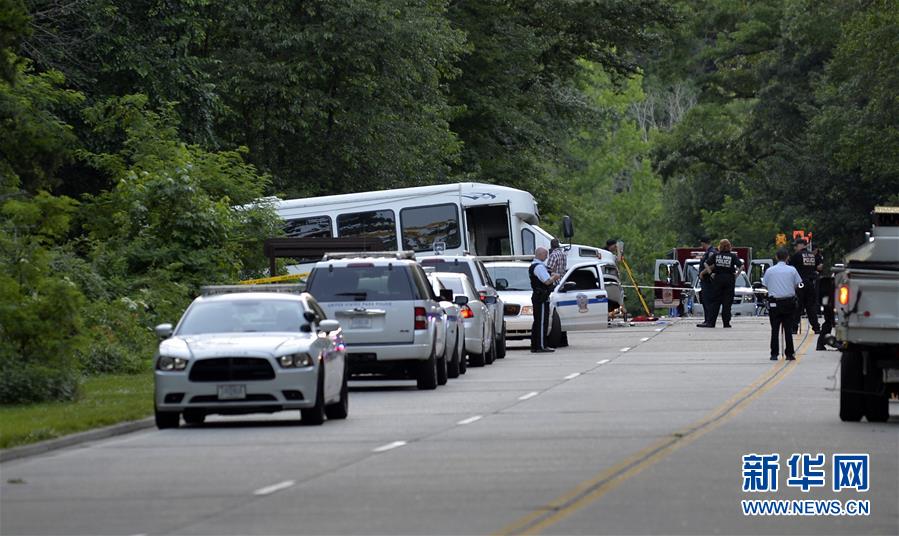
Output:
[337, 210, 398, 250]
[400, 204, 461, 252]
[284, 215, 332, 238]
[522, 228, 535, 255]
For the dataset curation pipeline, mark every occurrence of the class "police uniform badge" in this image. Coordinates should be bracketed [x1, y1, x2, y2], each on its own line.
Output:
[576, 293, 589, 313]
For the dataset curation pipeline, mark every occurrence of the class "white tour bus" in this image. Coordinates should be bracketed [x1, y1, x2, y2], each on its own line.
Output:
[274, 182, 562, 264]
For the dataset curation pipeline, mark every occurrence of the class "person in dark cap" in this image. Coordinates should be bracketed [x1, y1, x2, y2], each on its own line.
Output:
[605, 239, 619, 256]
[788, 238, 821, 334]
[697, 235, 717, 325]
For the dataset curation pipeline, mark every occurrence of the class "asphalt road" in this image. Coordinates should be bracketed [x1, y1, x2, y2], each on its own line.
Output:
[2, 318, 897, 535]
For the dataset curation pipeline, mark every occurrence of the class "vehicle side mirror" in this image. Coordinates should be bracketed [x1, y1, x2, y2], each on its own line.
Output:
[484, 295, 498, 305]
[495, 278, 508, 291]
[155, 323, 173, 339]
[439, 288, 453, 301]
[318, 319, 340, 333]
[453, 295, 469, 306]
[562, 281, 577, 292]
[562, 215, 574, 239]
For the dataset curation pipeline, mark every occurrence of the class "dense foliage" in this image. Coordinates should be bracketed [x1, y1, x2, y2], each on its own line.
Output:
[2, 0, 896, 401]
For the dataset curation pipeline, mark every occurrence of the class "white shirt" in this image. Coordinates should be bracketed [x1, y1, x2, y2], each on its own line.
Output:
[531, 259, 551, 283]
[762, 261, 802, 298]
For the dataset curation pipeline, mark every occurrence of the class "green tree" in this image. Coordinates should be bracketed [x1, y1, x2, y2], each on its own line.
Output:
[78, 95, 281, 323]
[0, 191, 85, 402]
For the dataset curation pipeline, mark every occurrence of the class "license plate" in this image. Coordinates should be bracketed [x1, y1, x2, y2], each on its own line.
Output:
[351, 316, 372, 329]
[217, 384, 246, 400]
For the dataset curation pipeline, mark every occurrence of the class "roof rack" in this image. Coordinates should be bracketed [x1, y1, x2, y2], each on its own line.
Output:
[323, 251, 416, 261]
[477, 255, 535, 263]
[200, 284, 305, 296]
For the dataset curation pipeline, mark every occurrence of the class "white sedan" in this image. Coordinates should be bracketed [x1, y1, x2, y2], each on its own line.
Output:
[434, 273, 494, 367]
[484, 260, 608, 347]
[153, 286, 347, 428]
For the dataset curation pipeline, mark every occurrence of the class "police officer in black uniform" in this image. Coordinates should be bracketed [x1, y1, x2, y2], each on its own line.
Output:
[697, 236, 717, 325]
[529, 247, 561, 352]
[788, 238, 821, 334]
[697, 239, 742, 328]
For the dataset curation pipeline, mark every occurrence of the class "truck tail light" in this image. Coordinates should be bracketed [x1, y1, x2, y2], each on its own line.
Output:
[460, 305, 473, 319]
[414, 307, 427, 330]
[838, 285, 850, 306]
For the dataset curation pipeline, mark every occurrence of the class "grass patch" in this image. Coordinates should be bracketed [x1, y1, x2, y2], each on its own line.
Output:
[0, 373, 154, 449]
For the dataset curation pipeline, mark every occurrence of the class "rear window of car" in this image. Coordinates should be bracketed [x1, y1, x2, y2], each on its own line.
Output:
[436, 276, 469, 298]
[178, 299, 307, 335]
[420, 259, 477, 284]
[307, 265, 418, 301]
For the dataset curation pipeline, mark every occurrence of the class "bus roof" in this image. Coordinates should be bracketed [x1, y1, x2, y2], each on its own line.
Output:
[274, 182, 537, 215]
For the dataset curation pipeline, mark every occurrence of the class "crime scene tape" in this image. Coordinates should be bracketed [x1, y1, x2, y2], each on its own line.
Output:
[238, 273, 308, 285]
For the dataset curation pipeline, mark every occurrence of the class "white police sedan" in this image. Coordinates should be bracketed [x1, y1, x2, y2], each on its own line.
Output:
[153, 286, 347, 428]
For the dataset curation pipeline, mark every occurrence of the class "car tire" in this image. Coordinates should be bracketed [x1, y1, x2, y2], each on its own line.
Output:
[459, 333, 468, 374]
[437, 353, 448, 386]
[155, 407, 180, 429]
[547, 310, 562, 349]
[485, 330, 496, 365]
[182, 409, 205, 425]
[839, 350, 864, 422]
[417, 346, 439, 390]
[301, 368, 327, 425]
[496, 322, 507, 359]
[325, 367, 349, 420]
[863, 350, 889, 423]
[447, 336, 461, 379]
[559, 331, 569, 348]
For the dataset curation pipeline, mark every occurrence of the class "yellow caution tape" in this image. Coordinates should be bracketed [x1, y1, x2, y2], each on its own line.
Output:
[238, 273, 308, 285]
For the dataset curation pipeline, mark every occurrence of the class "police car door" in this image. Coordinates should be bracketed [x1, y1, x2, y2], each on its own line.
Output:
[551, 263, 608, 331]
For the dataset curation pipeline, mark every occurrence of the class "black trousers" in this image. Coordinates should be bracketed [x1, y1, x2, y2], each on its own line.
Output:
[706, 276, 735, 326]
[769, 298, 796, 358]
[530, 298, 550, 350]
[700, 277, 711, 323]
[793, 280, 820, 331]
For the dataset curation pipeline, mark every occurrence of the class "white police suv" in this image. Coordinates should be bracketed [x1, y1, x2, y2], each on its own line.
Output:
[305, 252, 446, 390]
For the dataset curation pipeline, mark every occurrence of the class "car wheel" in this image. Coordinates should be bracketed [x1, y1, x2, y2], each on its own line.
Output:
[437, 352, 448, 386]
[459, 333, 468, 374]
[485, 330, 496, 365]
[863, 350, 889, 423]
[155, 407, 180, 429]
[559, 331, 569, 348]
[839, 350, 864, 422]
[182, 409, 205, 425]
[547, 310, 562, 348]
[301, 368, 327, 425]
[496, 322, 507, 359]
[417, 345, 439, 390]
[325, 366, 349, 420]
[447, 336, 460, 379]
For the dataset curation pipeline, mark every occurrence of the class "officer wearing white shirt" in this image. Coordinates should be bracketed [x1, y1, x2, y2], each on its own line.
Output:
[762, 248, 803, 360]
[529, 247, 561, 353]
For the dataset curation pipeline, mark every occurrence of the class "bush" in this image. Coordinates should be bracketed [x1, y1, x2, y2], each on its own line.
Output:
[78, 299, 155, 375]
[0, 362, 80, 404]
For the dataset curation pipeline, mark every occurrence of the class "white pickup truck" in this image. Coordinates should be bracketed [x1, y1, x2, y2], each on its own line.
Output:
[835, 206, 899, 422]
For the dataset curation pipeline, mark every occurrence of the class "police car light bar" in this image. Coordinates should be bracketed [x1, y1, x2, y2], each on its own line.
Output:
[477, 255, 535, 263]
[200, 284, 305, 296]
[323, 251, 416, 260]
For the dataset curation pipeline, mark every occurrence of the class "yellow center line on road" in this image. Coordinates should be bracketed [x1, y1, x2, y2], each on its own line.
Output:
[496, 330, 814, 535]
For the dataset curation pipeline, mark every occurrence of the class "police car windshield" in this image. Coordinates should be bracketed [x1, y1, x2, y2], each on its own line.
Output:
[178, 300, 307, 335]
[485, 265, 531, 291]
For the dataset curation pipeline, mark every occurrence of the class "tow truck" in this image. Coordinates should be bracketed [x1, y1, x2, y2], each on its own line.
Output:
[834, 206, 899, 422]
